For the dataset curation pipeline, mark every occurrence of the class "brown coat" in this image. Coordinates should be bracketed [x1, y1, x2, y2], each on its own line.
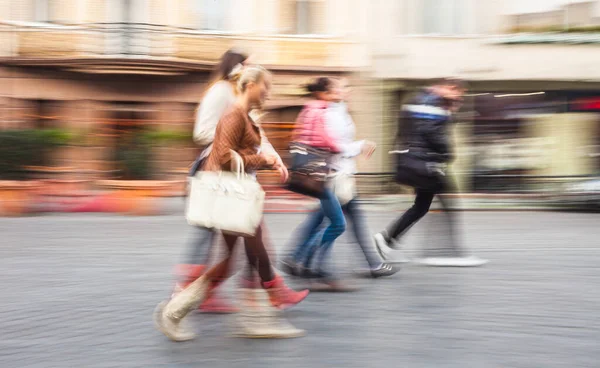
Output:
[203, 104, 268, 173]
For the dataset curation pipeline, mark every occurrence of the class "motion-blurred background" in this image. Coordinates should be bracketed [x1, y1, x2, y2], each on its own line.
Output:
[0, 0, 599, 215]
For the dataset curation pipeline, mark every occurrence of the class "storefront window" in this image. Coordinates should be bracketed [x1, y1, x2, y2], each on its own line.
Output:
[469, 92, 566, 192]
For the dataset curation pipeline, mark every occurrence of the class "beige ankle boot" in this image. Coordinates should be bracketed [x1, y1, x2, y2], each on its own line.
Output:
[153, 275, 209, 342]
[232, 287, 305, 339]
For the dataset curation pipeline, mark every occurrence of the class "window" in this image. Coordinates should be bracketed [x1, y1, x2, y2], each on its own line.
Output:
[33, 0, 63, 23]
[196, 0, 230, 31]
[421, 0, 468, 35]
[280, 0, 325, 35]
[33, 0, 49, 22]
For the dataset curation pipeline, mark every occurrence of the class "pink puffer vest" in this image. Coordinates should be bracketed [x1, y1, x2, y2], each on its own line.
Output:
[292, 100, 341, 153]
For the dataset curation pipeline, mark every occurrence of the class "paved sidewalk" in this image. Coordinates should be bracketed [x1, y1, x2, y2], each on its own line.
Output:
[0, 211, 599, 367]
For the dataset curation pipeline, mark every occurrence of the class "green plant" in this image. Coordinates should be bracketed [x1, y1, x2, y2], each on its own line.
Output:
[141, 130, 193, 145]
[115, 132, 153, 180]
[508, 25, 600, 34]
[34, 129, 75, 147]
[0, 129, 74, 180]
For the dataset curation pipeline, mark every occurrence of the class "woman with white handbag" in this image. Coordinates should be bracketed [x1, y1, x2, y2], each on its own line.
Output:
[172, 49, 248, 314]
[173, 49, 285, 313]
[154, 66, 309, 342]
[281, 78, 398, 282]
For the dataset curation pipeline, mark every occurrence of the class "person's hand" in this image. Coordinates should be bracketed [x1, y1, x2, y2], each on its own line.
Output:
[362, 140, 376, 159]
[262, 153, 278, 167]
[274, 162, 289, 183]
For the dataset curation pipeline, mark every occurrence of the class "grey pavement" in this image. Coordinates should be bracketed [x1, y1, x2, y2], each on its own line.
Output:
[1, 211, 599, 368]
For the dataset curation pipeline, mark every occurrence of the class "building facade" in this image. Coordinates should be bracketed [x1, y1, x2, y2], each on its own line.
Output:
[1, 0, 599, 193]
[0, 0, 366, 186]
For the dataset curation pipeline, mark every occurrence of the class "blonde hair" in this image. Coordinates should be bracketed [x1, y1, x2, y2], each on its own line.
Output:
[238, 65, 270, 93]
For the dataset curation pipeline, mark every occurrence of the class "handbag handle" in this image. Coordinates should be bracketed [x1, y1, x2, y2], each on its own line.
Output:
[229, 150, 245, 179]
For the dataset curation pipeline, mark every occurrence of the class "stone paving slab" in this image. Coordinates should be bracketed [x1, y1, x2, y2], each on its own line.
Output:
[0, 212, 599, 367]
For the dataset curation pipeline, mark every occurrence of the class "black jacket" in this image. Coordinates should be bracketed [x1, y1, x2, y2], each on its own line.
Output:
[395, 89, 455, 164]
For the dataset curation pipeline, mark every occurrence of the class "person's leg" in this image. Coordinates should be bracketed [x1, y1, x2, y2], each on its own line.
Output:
[280, 209, 326, 276]
[175, 227, 214, 285]
[243, 224, 309, 309]
[203, 234, 238, 285]
[302, 227, 325, 270]
[243, 224, 275, 283]
[417, 175, 488, 266]
[385, 189, 435, 242]
[291, 209, 326, 262]
[241, 222, 278, 288]
[155, 233, 238, 341]
[344, 199, 381, 269]
[314, 188, 346, 277]
[433, 176, 464, 258]
[373, 188, 435, 263]
[173, 227, 237, 313]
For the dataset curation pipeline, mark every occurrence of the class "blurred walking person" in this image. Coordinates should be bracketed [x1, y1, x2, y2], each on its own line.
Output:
[281, 77, 353, 290]
[154, 66, 309, 341]
[373, 78, 488, 267]
[174, 49, 284, 313]
[282, 78, 398, 279]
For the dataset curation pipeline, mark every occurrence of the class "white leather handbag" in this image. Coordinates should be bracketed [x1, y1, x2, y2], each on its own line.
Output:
[332, 172, 356, 205]
[186, 151, 265, 236]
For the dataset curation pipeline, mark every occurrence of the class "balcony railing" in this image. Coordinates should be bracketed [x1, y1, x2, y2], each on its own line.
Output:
[0, 22, 367, 69]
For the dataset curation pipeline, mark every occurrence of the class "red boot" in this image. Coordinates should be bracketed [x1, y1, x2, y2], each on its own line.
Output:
[262, 275, 309, 310]
[172, 264, 238, 314]
[171, 264, 204, 297]
[199, 292, 239, 314]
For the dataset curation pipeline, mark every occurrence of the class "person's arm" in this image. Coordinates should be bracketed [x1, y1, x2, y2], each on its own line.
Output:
[259, 128, 282, 163]
[193, 82, 233, 145]
[324, 108, 364, 158]
[212, 111, 269, 171]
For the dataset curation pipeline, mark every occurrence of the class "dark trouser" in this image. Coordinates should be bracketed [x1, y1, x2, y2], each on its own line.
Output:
[183, 224, 277, 282]
[204, 223, 274, 285]
[385, 174, 463, 258]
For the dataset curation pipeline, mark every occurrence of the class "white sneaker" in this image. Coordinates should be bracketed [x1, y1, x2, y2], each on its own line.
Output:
[373, 233, 394, 259]
[415, 256, 489, 267]
[373, 233, 411, 264]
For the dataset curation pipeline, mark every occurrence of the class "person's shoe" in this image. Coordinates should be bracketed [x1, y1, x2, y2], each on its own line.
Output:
[370, 263, 399, 278]
[309, 272, 360, 292]
[263, 275, 310, 309]
[154, 276, 210, 342]
[298, 266, 319, 279]
[199, 293, 239, 314]
[373, 233, 411, 264]
[415, 256, 489, 267]
[171, 264, 205, 297]
[233, 288, 305, 339]
[279, 257, 301, 277]
[154, 301, 197, 342]
[173, 281, 238, 314]
[373, 233, 394, 261]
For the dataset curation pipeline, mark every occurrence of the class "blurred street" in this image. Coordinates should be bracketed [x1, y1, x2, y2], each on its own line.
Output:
[1, 210, 599, 368]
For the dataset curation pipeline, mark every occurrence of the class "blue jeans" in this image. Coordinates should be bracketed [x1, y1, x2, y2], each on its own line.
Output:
[295, 199, 381, 270]
[292, 188, 346, 275]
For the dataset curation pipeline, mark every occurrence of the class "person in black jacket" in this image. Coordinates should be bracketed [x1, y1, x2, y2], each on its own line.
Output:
[373, 78, 488, 267]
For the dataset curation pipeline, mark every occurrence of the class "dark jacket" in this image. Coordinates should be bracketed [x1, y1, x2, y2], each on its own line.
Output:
[395, 88, 455, 164]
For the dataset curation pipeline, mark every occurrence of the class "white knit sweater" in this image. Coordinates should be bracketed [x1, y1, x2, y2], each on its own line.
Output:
[325, 102, 365, 174]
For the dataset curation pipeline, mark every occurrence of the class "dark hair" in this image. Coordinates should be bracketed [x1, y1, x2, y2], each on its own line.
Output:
[432, 77, 467, 90]
[210, 48, 249, 83]
[306, 77, 333, 95]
